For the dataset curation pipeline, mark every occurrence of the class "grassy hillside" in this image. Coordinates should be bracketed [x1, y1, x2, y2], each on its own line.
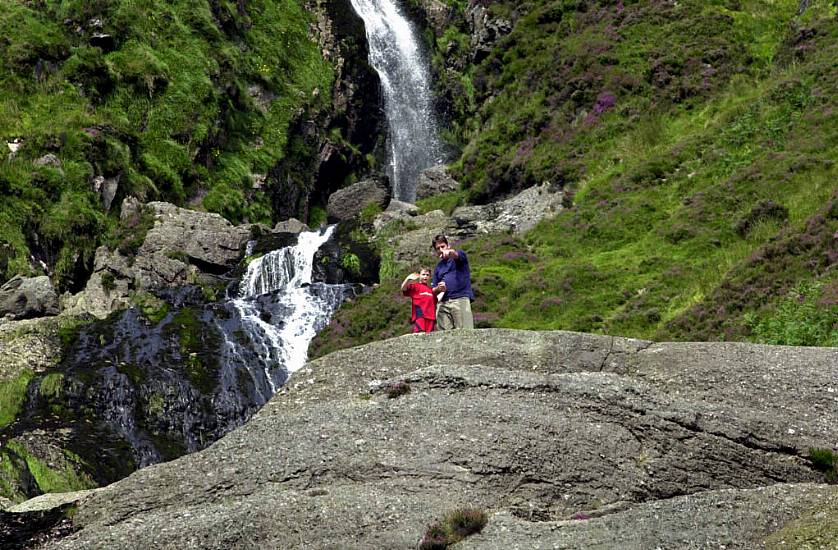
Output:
[0, 0, 335, 290]
[311, 0, 838, 357]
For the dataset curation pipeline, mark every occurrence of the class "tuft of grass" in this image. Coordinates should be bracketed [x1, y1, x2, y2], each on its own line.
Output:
[5, 441, 96, 495]
[416, 191, 465, 215]
[420, 507, 488, 548]
[360, 202, 384, 224]
[341, 252, 361, 276]
[808, 448, 837, 483]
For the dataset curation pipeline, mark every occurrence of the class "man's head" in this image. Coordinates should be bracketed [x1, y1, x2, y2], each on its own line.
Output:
[431, 234, 449, 257]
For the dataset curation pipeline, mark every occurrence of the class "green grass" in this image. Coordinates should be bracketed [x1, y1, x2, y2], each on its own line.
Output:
[0, 369, 34, 429]
[6, 440, 96, 495]
[0, 0, 334, 289]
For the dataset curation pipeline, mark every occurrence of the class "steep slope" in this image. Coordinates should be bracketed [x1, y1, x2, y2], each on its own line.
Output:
[0, 0, 381, 291]
[6, 330, 838, 548]
[312, 0, 838, 354]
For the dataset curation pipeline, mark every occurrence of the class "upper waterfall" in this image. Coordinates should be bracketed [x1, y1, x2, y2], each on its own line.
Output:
[349, 0, 445, 203]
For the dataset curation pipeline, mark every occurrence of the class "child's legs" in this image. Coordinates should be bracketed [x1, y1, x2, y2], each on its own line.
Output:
[413, 318, 435, 333]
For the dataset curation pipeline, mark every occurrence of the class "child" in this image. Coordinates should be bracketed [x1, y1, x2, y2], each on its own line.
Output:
[400, 267, 436, 333]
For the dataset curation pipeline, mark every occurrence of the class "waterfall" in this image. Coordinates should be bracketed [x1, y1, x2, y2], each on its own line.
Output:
[349, 0, 444, 203]
[218, 226, 354, 402]
[48, 226, 358, 468]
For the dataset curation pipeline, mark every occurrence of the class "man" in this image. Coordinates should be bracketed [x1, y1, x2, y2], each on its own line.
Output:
[431, 234, 474, 330]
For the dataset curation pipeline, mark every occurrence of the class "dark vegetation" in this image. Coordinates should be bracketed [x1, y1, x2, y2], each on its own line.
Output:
[311, 0, 838, 356]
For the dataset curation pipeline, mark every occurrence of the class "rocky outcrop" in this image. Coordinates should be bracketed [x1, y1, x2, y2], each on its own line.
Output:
[377, 182, 563, 266]
[13, 330, 838, 548]
[466, 2, 513, 63]
[326, 176, 391, 222]
[450, 182, 564, 235]
[141, 202, 250, 269]
[405, 0, 454, 36]
[60, 247, 133, 319]
[267, 0, 384, 221]
[131, 202, 250, 290]
[61, 201, 255, 319]
[415, 165, 459, 200]
[0, 276, 60, 320]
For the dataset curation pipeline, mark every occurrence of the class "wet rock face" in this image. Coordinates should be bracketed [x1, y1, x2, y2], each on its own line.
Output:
[25, 330, 838, 548]
[313, 222, 380, 285]
[268, 0, 385, 221]
[0, 276, 60, 320]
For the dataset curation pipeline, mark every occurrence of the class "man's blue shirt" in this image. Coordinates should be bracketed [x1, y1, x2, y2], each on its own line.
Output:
[432, 249, 475, 301]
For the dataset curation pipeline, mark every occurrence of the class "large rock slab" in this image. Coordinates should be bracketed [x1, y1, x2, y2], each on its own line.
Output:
[459, 484, 838, 549]
[0, 276, 59, 320]
[21, 330, 838, 549]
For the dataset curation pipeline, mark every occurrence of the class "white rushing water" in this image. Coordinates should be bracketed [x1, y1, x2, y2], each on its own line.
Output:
[349, 0, 444, 202]
[221, 226, 350, 399]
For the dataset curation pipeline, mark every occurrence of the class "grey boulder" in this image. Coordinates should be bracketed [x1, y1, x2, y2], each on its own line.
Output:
[0, 275, 59, 320]
[326, 176, 390, 222]
[133, 202, 250, 289]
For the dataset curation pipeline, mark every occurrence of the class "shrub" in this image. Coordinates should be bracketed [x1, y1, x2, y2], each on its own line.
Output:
[419, 507, 488, 548]
[341, 253, 361, 276]
[746, 281, 838, 347]
[734, 200, 789, 237]
[418, 522, 448, 550]
[308, 206, 327, 228]
[100, 271, 116, 292]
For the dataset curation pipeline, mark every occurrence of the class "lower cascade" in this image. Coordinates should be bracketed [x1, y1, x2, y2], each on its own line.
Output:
[11, 227, 358, 475]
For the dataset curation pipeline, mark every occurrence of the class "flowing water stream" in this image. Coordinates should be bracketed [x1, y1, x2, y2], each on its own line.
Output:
[31, 227, 358, 468]
[349, 0, 444, 202]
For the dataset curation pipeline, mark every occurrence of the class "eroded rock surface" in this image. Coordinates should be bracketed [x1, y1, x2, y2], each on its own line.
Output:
[379, 182, 564, 266]
[21, 329, 838, 549]
[133, 202, 251, 289]
[416, 165, 459, 200]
